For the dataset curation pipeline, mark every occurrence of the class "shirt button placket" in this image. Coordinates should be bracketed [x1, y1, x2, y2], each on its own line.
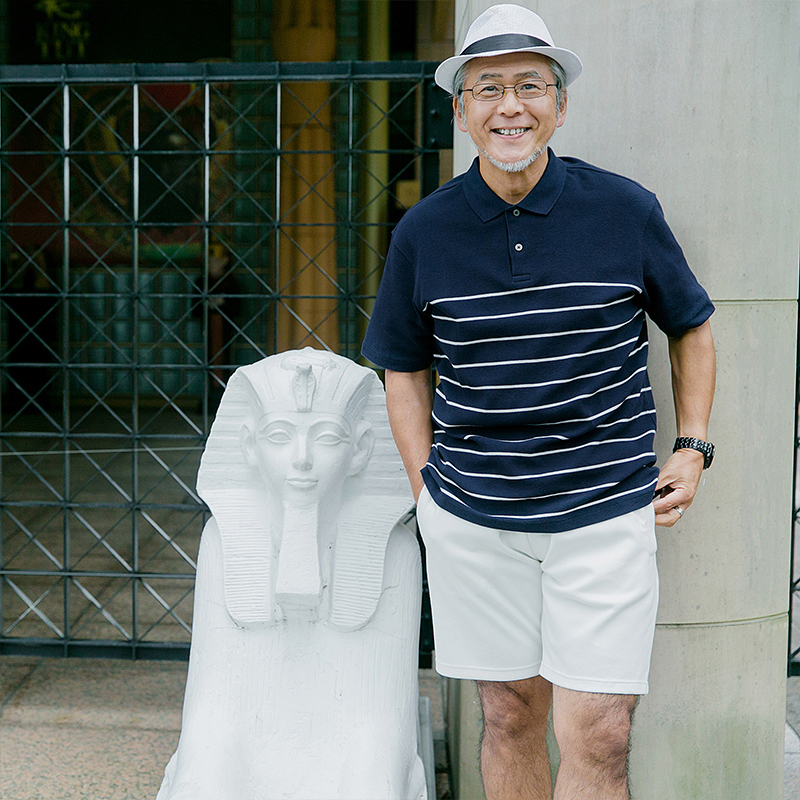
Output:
[508, 206, 530, 282]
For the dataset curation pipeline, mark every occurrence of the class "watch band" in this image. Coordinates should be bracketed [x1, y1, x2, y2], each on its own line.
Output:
[673, 437, 715, 469]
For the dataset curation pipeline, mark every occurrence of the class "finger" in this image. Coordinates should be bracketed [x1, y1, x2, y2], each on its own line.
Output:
[653, 492, 692, 514]
[653, 490, 691, 515]
[654, 503, 684, 528]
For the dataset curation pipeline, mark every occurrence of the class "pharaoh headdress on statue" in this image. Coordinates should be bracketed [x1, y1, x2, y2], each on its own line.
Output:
[196, 348, 413, 631]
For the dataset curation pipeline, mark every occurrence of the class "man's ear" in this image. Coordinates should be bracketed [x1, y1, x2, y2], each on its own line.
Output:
[347, 421, 375, 476]
[239, 422, 258, 469]
[453, 95, 468, 133]
[556, 92, 568, 128]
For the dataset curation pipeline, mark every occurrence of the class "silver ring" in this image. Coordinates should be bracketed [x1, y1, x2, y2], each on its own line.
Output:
[674, 506, 683, 518]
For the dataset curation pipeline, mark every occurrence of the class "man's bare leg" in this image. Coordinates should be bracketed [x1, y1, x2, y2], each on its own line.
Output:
[552, 686, 638, 800]
[476, 676, 553, 800]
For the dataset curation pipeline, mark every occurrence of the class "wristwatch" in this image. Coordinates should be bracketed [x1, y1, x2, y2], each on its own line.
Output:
[673, 437, 715, 469]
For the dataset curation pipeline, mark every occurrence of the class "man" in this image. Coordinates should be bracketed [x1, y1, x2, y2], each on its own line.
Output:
[362, 4, 715, 798]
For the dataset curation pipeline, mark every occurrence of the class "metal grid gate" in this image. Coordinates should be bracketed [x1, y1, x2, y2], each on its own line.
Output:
[0, 60, 452, 661]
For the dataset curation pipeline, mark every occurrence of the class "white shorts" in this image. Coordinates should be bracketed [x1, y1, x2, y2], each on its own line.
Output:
[416, 487, 659, 695]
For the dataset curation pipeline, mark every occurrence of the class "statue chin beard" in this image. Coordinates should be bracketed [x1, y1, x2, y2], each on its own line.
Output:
[273, 499, 335, 622]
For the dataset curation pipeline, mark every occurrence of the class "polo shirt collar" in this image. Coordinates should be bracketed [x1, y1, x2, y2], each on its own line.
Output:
[462, 147, 566, 221]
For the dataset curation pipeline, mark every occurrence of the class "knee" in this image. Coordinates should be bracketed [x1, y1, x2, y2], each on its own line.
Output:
[585, 711, 631, 771]
[478, 679, 551, 742]
[556, 701, 634, 775]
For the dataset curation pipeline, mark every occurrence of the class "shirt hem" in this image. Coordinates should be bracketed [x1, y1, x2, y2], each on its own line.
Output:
[421, 471, 656, 534]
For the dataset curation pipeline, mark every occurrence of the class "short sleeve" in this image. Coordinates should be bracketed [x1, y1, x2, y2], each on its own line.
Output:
[360, 235, 434, 372]
[640, 199, 714, 337]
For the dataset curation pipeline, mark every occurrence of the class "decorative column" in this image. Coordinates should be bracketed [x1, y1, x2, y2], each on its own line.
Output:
[449, 1, 799, 798]
[273, 0, 339, 351]
[360, 0, 390, 336]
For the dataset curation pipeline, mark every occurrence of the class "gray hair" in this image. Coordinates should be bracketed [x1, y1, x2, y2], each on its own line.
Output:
[453, 56, 567, 117]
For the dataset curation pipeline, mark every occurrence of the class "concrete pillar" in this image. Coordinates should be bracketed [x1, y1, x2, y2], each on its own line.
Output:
[448, 1, 800, 797]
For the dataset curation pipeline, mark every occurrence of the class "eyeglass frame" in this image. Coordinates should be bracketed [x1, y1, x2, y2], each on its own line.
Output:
[458, 80, 557, 102]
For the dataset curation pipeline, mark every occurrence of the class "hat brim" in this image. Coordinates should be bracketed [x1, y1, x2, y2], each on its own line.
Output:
[434, 46, 583, 95]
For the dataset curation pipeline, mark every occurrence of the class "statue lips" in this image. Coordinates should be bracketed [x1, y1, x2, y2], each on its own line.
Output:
[286, 477, 319, 490]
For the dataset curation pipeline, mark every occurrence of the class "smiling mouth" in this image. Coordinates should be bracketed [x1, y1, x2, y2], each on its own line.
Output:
[493, 127, 529, 136]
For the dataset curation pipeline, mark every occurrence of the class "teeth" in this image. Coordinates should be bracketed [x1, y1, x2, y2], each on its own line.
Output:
[495, 128, 526, 135]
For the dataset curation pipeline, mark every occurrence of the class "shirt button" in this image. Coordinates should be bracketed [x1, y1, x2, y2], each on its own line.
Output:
[512, 208, 520, 216]
[514, 243, 523, 252]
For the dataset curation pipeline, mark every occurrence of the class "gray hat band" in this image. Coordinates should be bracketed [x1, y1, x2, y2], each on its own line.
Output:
[461, 33, 550, 56]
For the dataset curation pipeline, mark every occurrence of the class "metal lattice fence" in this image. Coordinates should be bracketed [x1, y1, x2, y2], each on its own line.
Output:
[0, 61, 452, 660]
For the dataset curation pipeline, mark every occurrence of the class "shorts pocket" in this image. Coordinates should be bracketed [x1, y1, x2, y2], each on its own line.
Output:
[415, 483, 432, 525]
[641, 503, 658, 554]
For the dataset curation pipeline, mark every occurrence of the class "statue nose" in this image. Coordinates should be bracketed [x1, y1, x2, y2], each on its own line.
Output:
[293, 437, 312, 470]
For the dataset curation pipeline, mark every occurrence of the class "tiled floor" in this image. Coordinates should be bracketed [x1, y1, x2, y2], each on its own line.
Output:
[787, 723, 800, 800]
[785, 677, 800, 800]
[0, 658, 186, 800]
[3, 657, 800, 799]
[0, 657, 450, 800]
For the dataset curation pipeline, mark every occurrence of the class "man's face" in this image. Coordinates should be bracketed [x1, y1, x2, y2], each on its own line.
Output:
[454, 52, 566, 178]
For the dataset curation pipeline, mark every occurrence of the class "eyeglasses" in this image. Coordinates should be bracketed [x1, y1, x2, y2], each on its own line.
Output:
[459, 80, 555, 102]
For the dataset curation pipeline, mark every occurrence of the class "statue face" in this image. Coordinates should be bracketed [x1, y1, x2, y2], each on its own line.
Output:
[252, 411, 357, 506]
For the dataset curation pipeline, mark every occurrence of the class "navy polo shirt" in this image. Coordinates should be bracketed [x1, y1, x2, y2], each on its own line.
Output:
[362, 151, 714, 533]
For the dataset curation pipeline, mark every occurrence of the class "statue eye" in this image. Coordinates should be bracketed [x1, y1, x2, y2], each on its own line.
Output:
[263, 428, 292, 444]
[315, 431, 347, 446]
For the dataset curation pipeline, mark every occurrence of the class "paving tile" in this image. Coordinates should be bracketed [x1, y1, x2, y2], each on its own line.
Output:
[0, 657, 39, 707]
[0, 723, 178, 800]
[787, 752, 800, 800]
[788, 723, 800, 755]
[1, 657, 186, 731]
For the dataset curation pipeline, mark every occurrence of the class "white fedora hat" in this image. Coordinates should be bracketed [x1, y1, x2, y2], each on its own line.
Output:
[435, 4, 583, 95]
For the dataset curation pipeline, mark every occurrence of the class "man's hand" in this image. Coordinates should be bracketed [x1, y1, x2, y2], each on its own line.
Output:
[654, 319, 716, 527]
[653, 448, 705, 527]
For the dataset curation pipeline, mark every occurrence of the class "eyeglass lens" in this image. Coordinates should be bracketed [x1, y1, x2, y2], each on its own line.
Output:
[470, 81, 548, 101]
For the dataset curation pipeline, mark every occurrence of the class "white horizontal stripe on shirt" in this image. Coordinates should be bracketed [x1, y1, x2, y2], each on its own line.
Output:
[426, 280, 642, 308]
[459, 409, 656, 443]
[431, 387, 653, 430]
[440, 336, 642, 370]
[437, 364, 621, 392]
[435, 450, 656, 483]
[434, 430, 654, 461]
[428, 464, 619, 503]
[430, 295, 631, 325]
[435, 366, 649, 415]
[433, 310, 644, 347]
[595, 408, 657, 429]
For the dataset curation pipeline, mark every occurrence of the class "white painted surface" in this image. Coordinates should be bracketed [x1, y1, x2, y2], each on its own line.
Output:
[157, 351, 426, 800]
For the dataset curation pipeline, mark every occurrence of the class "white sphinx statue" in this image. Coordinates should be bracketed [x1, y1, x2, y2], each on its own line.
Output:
[157, 349, 427, 800]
